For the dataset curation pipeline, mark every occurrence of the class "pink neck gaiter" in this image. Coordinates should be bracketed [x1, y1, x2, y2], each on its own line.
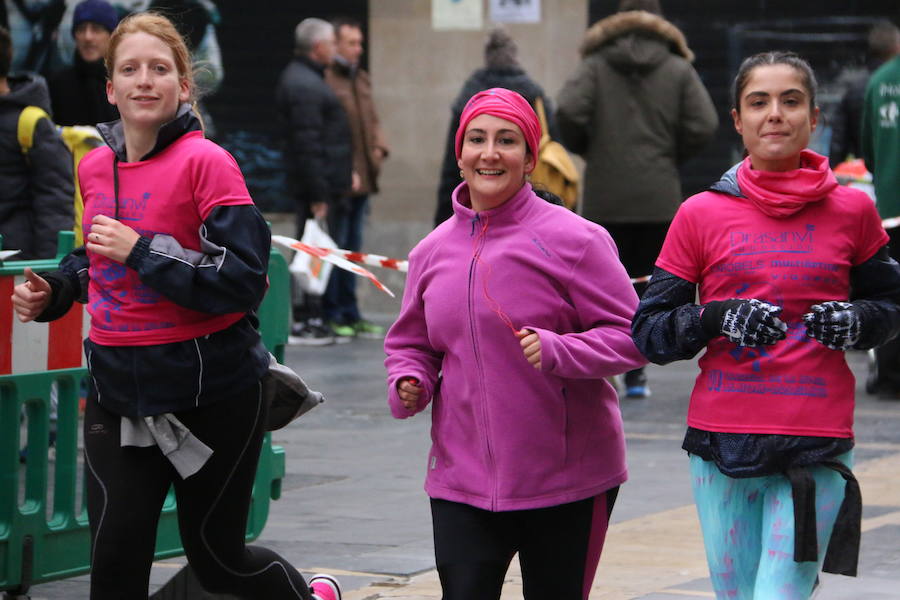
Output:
[736, 149, 838, 218]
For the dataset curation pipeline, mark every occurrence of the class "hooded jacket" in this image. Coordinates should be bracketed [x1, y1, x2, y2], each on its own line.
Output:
[36, 105, 270, 417]
[0, 73, 74, 259]
[556, 10, 718, 224]
[434, 66, 558, 226]
[385, 182, 646, 511]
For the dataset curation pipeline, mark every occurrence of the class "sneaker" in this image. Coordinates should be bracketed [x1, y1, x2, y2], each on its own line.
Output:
[351, 319, 385, 339]
[625, 384, 651, 398]
[288, 319, 335, 346]
[329, 321, 356, 342]
[624, 369, 650, 398]
[309, 573, 342, 600]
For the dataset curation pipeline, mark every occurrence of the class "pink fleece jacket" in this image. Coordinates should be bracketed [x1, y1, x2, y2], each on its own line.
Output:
[384, 182, 646, 511]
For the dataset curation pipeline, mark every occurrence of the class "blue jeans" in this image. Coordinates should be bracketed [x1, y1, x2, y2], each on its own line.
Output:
[323, 196, 368, 324]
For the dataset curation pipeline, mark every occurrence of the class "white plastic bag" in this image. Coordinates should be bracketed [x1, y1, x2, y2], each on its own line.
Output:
[289, 218, 335, 296]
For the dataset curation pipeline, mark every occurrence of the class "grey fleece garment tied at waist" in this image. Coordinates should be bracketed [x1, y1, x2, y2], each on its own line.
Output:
[120, 413, 213, 479]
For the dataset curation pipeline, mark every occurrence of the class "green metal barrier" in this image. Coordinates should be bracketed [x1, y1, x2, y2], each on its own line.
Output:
[0, 232, 290, 595]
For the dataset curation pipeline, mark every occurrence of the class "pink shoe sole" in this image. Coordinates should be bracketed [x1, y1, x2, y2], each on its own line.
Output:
[309, 573, 342, 600]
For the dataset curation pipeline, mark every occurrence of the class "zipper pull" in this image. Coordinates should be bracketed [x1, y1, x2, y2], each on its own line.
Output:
[470, 214, 480, 237]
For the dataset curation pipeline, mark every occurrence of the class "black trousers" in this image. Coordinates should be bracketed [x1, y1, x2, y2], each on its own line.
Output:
[430, 487, 619, 600]
[84, 383, 310, 600]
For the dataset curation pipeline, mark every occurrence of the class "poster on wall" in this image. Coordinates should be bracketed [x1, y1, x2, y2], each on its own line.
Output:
[489, 0, 540, 24]
[432, 0, 483, 31]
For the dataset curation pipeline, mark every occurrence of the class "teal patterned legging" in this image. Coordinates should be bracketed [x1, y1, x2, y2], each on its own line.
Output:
[690, 452, 851, 600]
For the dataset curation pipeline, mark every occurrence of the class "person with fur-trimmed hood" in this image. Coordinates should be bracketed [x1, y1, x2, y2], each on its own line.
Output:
[556, 0, 717, 399]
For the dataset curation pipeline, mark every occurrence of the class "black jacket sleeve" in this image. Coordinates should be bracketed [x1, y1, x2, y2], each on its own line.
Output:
[632, 267, 713, 364]
[35, 245, 89, 322]
[849, 245, 900, 349]
[28, 116, 74, 258]
[125, 204, 270, 315]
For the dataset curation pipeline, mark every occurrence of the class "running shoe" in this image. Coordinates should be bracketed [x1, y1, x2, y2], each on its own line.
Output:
[329, 321, 357, 341]
[309, 573, 342, 600]
[288, 319, 335, 346]
[624, 368, 651, 398]
[351, 319, 385, 339]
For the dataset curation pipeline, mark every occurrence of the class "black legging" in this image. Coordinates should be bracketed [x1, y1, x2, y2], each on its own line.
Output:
[83, 382, 309, 600]
[430, 487, 619, 600]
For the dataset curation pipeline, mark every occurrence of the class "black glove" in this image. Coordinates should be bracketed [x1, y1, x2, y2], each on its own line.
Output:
[701, 298, 788, 347]
[802, 301, 861, 350]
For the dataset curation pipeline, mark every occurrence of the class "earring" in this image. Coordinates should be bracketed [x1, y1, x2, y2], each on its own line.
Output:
[459, 169, 465, 178]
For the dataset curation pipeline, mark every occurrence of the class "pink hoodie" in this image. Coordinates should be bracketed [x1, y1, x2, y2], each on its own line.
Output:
[384, 183, 646, 511]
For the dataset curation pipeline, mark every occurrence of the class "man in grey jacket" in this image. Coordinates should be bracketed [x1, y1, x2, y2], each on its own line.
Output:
[557, 0, 717, 398]
[0, 25, 73, 260]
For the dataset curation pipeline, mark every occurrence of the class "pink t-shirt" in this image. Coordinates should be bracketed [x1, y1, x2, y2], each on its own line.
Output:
[657, 180, 888, 438]
[79, 131, 253, 346]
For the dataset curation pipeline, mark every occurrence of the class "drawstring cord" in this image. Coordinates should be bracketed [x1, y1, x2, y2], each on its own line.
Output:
[470, 213, 517, 335]
[112, 155, 121, 221]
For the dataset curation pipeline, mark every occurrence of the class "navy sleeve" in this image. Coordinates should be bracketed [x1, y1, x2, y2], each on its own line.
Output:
[632, 267, 713, 364]
[125, 204, 270, 315]
[35, 246, 89, 322]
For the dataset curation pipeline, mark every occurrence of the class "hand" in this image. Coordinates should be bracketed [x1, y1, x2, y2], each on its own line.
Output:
[11, 267, 51, 322]
[311, 202, 328, 220]
[803, 301, 861, 350]
[397, 377, 422, 412]
[703, 298, 788, 347]
[88, 214, 140, 264]
[516, 328, 541, 370]
[351, 171, 361, 193]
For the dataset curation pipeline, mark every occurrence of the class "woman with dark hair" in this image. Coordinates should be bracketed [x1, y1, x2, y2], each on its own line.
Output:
[633, 51, 900, 599]
[387, 87, 645, 599]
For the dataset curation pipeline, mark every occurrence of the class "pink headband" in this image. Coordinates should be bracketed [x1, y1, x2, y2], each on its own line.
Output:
[454, 88, 541, 165]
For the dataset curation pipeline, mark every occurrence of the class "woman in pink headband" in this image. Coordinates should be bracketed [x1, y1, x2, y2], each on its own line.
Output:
[385, 87, 646, 599]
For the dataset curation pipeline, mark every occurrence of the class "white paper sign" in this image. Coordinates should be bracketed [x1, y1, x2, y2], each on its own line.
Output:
[489, 0, 541, 23]
[433, 0, 484, 31]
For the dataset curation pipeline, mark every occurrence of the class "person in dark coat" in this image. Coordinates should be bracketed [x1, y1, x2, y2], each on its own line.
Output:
[0, 25, 73, 259]
[323, 17, 390, 339]
[434, 26, 557, 226]
[556, 0, 718, 399]
[275, 17, 352, 345]
[829, 21, 900, 168]
[48, 0, 120, 126]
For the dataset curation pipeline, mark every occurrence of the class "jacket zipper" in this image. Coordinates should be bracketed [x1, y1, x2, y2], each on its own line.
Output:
[467, 214, 497, 510]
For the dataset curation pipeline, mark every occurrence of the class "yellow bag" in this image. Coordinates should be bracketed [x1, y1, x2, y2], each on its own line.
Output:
[18, 106, 104, 247]
[530, 97, 580, 210]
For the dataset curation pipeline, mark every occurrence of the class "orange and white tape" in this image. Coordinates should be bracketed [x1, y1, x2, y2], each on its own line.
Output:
[329, 249, 408, 272]
[272, 235, 396, 298]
